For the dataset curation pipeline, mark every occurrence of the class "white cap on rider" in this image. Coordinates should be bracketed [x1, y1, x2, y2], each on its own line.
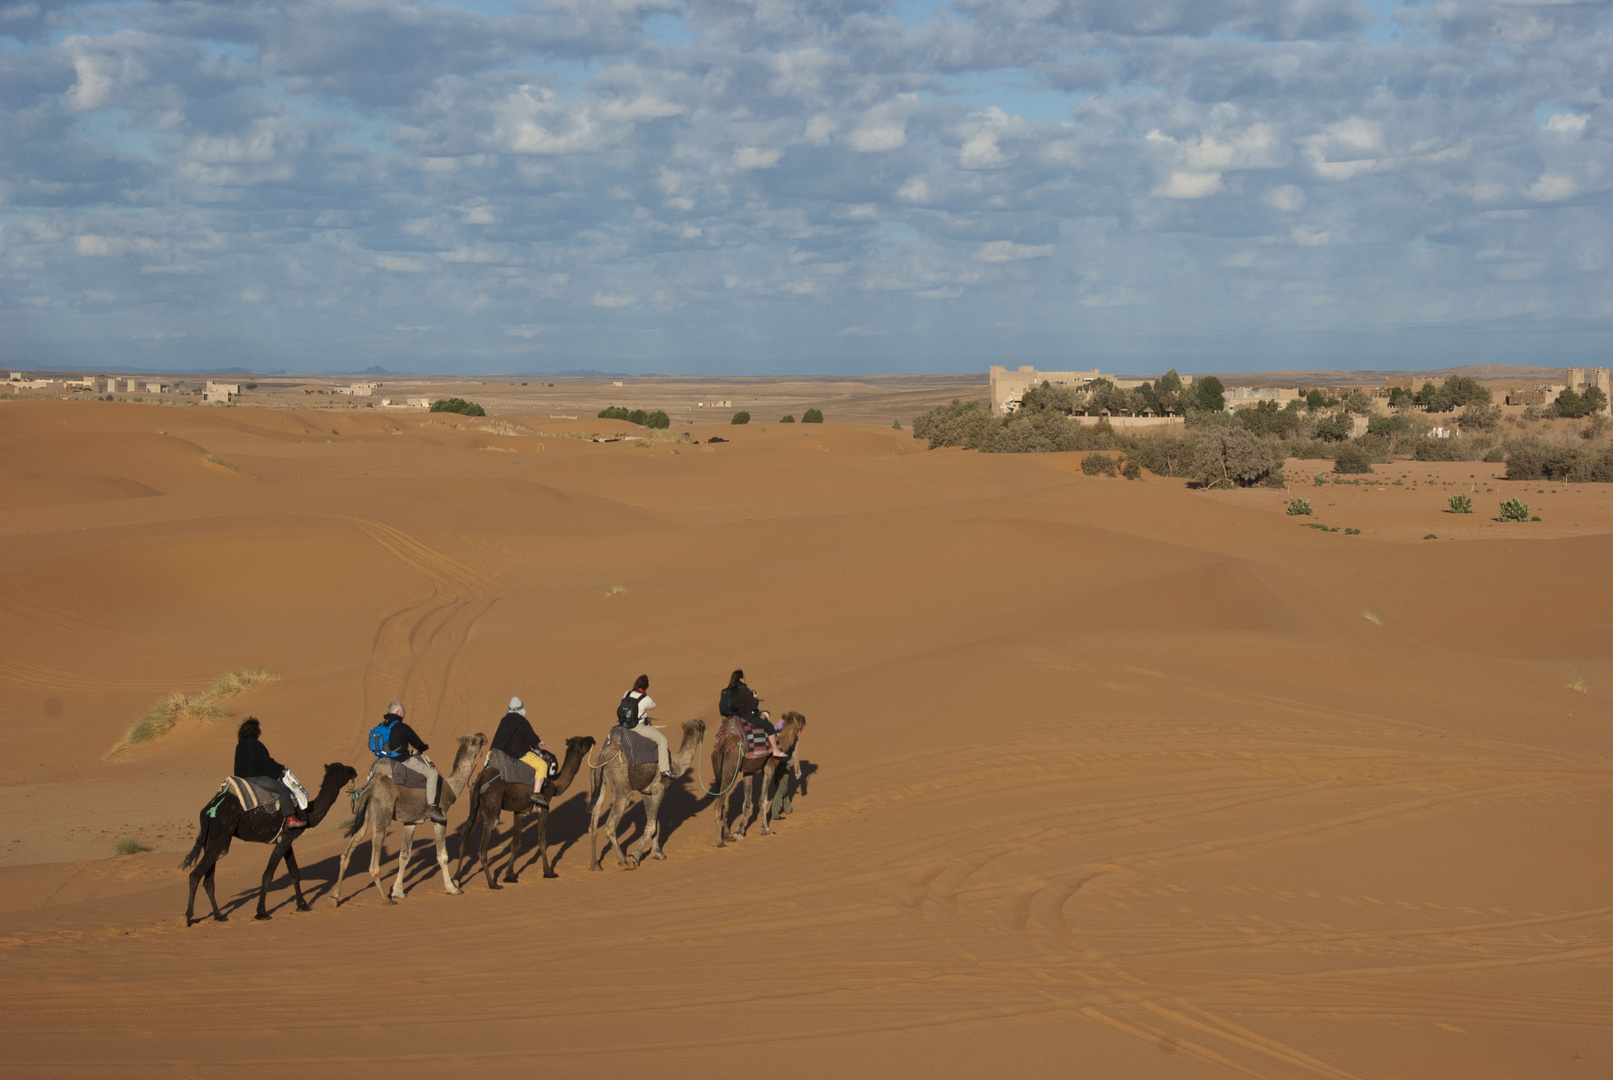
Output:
[509, 696, 525, 715]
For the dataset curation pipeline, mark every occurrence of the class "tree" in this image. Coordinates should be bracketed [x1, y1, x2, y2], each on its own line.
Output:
[731, 411, 751, 425]
[1313, 411, 1354, 442]
[1333, 442, 1374, 474]
[1456, 403, 1501, 431]
[431, 397, 485, 416]
[1367, 414, 1410, 436]
[1340, 390, 1375, 415]
[1188, 428, 1283, 488]
[912, 399, 992, 449]
[1429, 376, 1490, 413]
[1196, 376, 1225, 412]
[780, 414, 796, 423]
[1238, 400, 1300, 438]
[802, 408, 824, 423]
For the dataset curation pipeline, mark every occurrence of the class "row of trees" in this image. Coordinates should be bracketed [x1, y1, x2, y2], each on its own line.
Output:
[1022, 370, 1224, 418]
[598, 405, 671, 428]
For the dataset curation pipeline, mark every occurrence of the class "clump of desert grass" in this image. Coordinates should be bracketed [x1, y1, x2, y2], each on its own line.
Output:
[108, 667, 281, 756]
[1567, 669, 1588, 694]
[116, 838, 152, 856]
[603, 583, 626, 597]
[200, 452, 238, 470]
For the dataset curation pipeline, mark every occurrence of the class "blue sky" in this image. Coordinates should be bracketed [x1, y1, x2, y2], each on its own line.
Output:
[1, 0, 1608, 375]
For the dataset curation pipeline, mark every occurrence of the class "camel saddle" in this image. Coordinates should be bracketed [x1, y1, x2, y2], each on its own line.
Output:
[367, 758, 427, 789]
[608, 725, 661, 767]
[482, 748, 537, 790]
[718, 717, 774, 759]
[221, 776, 283, 812]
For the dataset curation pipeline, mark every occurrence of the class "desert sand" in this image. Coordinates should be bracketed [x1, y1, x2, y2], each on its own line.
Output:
[1, 396, 1610, 1078]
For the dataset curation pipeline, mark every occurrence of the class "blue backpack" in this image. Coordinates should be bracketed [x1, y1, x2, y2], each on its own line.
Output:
[368, 717, 402, 759]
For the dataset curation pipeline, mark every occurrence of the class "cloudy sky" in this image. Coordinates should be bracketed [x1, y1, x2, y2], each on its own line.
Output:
[1, 0, 1609, 375]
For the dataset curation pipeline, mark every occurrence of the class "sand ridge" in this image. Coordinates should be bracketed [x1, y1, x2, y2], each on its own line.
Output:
[0, 399, 1609, 1078]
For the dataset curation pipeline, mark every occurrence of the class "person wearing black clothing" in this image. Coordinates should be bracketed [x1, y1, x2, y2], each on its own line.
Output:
[491, 696, 554, 804]
[725, 670, 785, 758]
[234, 717, 305, 827]
[379, 701, 445, 824]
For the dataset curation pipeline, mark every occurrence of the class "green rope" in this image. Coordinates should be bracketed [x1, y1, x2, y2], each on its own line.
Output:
[694, 733, 746, 798]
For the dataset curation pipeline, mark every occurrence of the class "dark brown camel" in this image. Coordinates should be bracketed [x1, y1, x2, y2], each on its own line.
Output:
[456, 734, 595, 889]
[588, 719, 706, 870]
[712, 712, 805, 847]
[180, 761, 358, 925]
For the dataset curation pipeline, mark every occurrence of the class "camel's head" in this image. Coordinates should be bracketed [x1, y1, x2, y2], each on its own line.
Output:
[324, 761, 360, 788]
[456, 732, 487, 769]
[565, 735, 597, 754]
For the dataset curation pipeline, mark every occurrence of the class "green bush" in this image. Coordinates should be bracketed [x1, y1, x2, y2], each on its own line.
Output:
[116, 839, 151, 856]
[1196, 376, 1225, 413]
[1081, 453, 1118, 477]
[1413, 437, 1469, 462]
[1124, 436, 1193, 477]
[1499, 498, 1530, 522]
[1121, 457, 1141, 480]
[1483, 445, 1505, 463]
[1426, 376, 1491, 413]
[431, 397, 485, 417]
[1189, 427, 1283, 489]
[1313, 411, 1354, 442]
[1286, 498, 1313, 516]
[1449, 493, 1473, 514]
[731, 411, 750, 425]
[912, 399, 992, 449]
[1333, 443, 1374, 473]
[597, 406, 668, 428]
[802, 408, 824, 423]
[891, 419, 901, 430]
[1367, 414, 1411, 437]
[1457, 403, 1502, 431]
[1549, 386, 1608, 419]
[1238, 400, 1302, 438]
[1341, 390, 1375, 415]
[781, 414, 796, 423]
[1505, 439, 1613, 482]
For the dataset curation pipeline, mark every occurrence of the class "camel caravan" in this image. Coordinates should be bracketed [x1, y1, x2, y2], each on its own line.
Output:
[181, 670, 806, 925]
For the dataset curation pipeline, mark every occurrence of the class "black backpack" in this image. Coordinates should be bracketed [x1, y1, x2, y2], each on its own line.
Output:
[718, 685, 735, 717]
[617, 691, 639, 726]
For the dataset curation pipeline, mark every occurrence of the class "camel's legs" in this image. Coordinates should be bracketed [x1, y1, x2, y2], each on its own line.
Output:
[588, 780, 610, 870]
[714, 753, 735, 847]
[202, 864, 224, 922]
[479, 809, 503, 890]
[757, 760, 779, 836]
[638, 785, 667, 861]
[256, 842, 287, 920]
[186, 840, 228, 924]
[502, 811, 523, 883]
[370, 820, 393, 902]
[455, 798, 480, 886]
[535, 809, 555, 878]
[284, 845, 310, 911]
[431, 822, 460, 895]
[391, 823, 417, 900]
[603, 796, 631, 866]
[334, 823, 365, 905]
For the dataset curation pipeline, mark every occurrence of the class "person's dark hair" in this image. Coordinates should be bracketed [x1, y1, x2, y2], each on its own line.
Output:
[728, 669, 745, 689]
[237, 717, 261, 741]
[633, 674, 649, 692]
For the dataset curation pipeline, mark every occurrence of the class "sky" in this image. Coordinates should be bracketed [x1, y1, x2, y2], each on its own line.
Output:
[0, 0, 1609, 376]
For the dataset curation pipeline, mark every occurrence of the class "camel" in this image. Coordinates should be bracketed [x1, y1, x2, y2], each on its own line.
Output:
[711, 712, 806, 848]
[587, 719, 706, 870]
[181, 761, 358, 925]
[333, 733, 486, 905]
[456, 734, 596, 889]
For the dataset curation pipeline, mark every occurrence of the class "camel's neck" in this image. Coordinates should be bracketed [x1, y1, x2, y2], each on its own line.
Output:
[304, 775, 345, 827]
[550, 748, 588, 796]
[445, 745, 482, 798]
[668, 727, 703, 776]
[777, 721, 804, 753]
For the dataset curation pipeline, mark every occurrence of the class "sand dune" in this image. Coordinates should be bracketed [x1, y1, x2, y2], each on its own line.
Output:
[0, 399, 1609, 1078]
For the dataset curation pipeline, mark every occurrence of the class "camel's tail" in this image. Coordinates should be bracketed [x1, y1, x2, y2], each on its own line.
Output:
[345, 786, 372, 837]
[179, 818, 208, 870]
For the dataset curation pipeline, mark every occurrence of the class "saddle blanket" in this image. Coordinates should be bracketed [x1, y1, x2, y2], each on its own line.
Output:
[224, 775, 283, 812]
[368, 758, 427, 789]
[610, 725, 661, 767]
[718, 717, 775, 759]
[484, 747, 536, 789]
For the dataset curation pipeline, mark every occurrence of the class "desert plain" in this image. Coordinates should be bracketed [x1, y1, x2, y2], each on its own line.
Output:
[1, 384, 1611, 1078]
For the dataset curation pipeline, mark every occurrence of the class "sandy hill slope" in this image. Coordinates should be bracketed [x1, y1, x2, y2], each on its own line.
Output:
[0, 400, 1609, 1079]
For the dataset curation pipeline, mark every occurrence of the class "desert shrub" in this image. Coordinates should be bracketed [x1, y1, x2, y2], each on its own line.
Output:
[1427, 376, 1491, 413]
[1286, 498, 1313, 516]
[1121, 457, 1141, 480]
[1413, 437, 1473, 462]
[1505, 439, 1608, 482]
[1238, 400, 1301, 438]
[1333, 443, 1374, 473]
[244, 383, 258, 390]
[1189, 427, 1283, 488]
[431, 397, 485, 416]
[1457, 403, 1502, 431]
[1081, 453, 1118, 477]
[731, 411, 750, 425]
[1367, 414, 1410, 437]
[1313, 411, 1354, 442]
[110, 668, 279, 755]
[116, 839, 151, 856]
[1449, 493, 1473, 514]
[1304, 389, 1336, 411]
[913, 399, 993, 449]
[1124, 436, 1193, 477]
[802, 408, 824, 423]
[781, 414, 795, 423]
[1483, 445, 1506, 462]
[891, 419, 901, 430]
[1499, 498, 1530, 522]
[1341, 390, 1375, 415]
[1291, 439, 1333, 459]
[979, 410, 1108, 453]
[1548, 386, 1608, 419]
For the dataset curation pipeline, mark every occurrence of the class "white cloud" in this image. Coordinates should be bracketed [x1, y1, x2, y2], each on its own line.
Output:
[896, 177, 932, 203]
[847, 103, 909, 152]
[974, 241, 1054, 263]
[1544, 113, 1588, 138]
[504, 324, 546, 337]
[1529, 173, 1578, 201]
[804, 114, 837, 146]
[593, 292, 635, 307]
[239, 289, 262, 302]
[733, 146, 782, 170]
[376, 255, 427, 272]
[463, 205, 497, 224]
[1290, 227, 1331, 246]
[74, 235, 154, 257]
[1264, 185, 1306, 212]
[915, 286, 964, 300]
[1155, 171, 1224, 198]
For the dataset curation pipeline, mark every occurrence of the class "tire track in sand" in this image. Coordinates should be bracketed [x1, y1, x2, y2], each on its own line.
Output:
[344, 517, 500, 731]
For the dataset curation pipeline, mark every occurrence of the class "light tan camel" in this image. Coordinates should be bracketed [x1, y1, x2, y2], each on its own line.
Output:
[456, 734, 595, 889]
[587, 719, 705, 870]
[712, 712, 805, 848]
[333, 733, 486, 904]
